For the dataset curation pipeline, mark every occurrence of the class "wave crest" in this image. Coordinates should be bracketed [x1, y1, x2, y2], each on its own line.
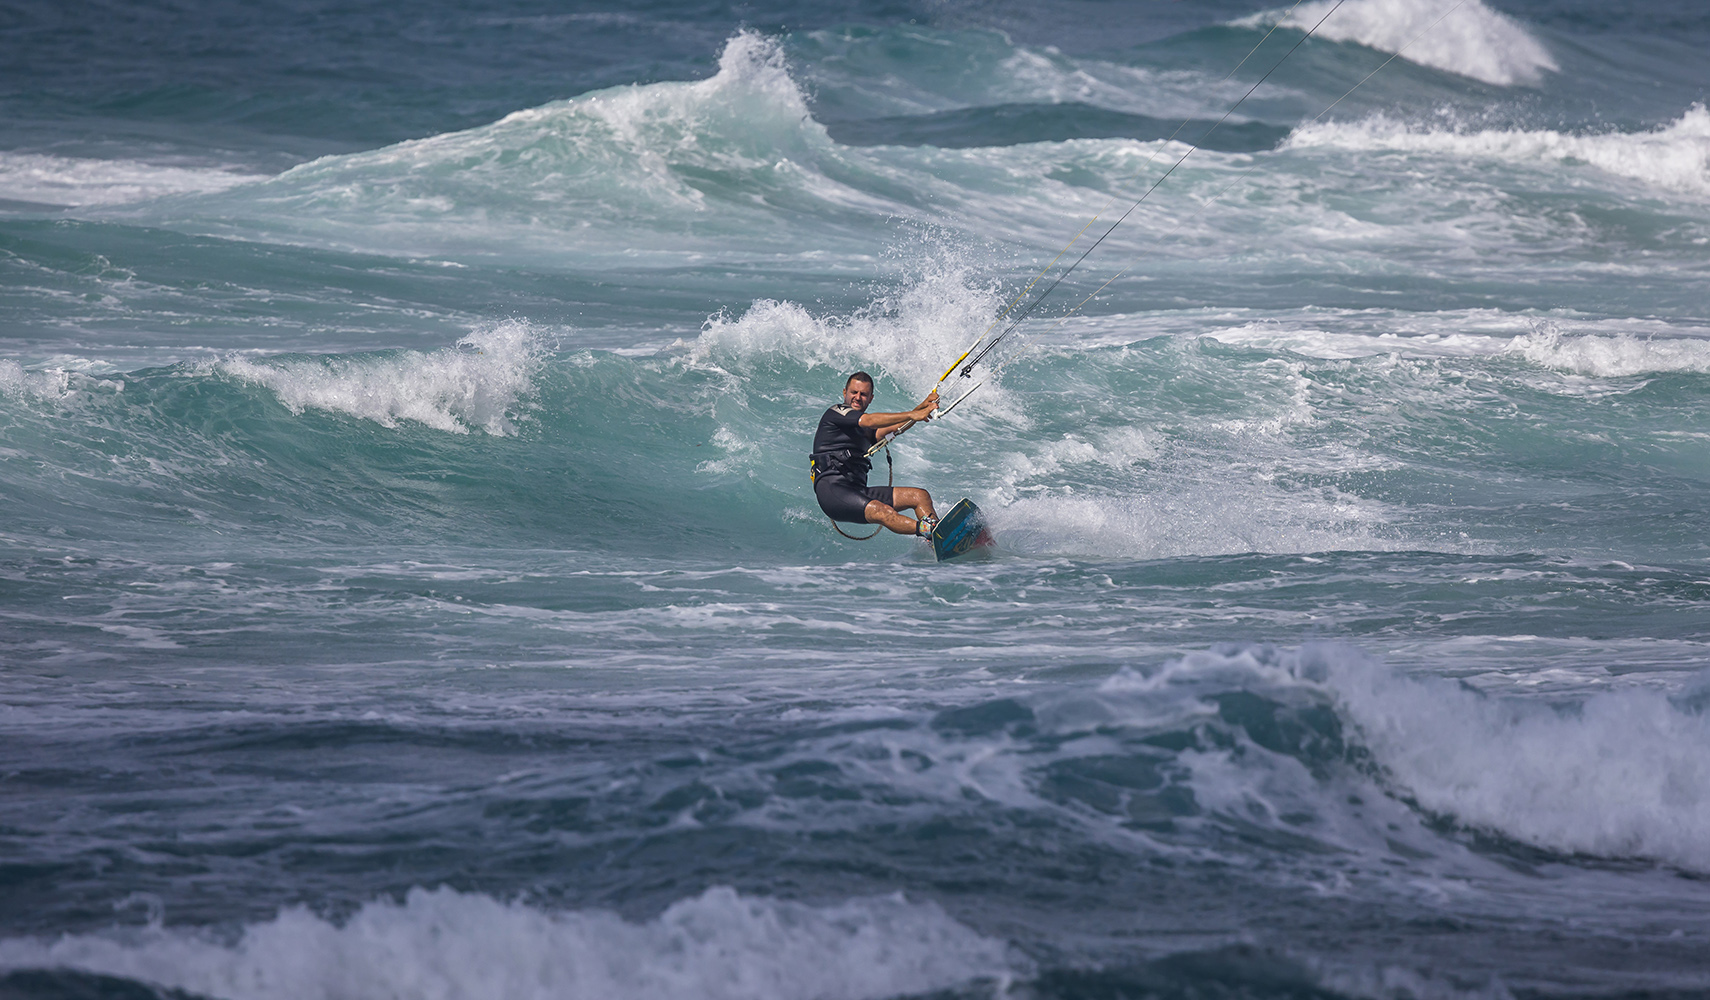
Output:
[202, 31, 899, 253]
[1239, 0, 1557, 87]
[1120, 645, 1710, 872]
[215, 320, 548, 435]
[0, 360, 73, 400]
[1325, 651, 1710, 872]
[690, 265, 1003, 398]
[1285, 105, 1710, 196]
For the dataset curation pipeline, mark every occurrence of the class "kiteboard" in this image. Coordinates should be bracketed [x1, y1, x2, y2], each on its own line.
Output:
[930, 498, 994, 562]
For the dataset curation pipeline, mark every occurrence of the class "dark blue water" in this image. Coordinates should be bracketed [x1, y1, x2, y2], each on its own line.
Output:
[3, 1, 1709, 997]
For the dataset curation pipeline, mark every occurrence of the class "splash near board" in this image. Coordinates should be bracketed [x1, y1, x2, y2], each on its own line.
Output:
[931, 499, 994, 562]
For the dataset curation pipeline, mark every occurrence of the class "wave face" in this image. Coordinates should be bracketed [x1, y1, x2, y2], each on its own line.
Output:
[3, 1, 1710, 998]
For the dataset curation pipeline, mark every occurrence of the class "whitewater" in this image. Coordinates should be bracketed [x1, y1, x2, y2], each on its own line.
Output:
[2, 0, 1708, 998]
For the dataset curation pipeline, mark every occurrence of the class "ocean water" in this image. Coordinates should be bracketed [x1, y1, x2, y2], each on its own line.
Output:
[2, 1, 1708, 997]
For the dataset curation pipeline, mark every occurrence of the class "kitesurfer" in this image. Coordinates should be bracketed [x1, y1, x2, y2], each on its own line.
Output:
[810, 372, 939, 536]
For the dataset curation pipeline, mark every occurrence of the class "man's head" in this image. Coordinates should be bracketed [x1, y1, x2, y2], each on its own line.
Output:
[843, 371, 874, 411]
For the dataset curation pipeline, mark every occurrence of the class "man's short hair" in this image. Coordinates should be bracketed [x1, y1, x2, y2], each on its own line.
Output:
[845, 371, 874, 389]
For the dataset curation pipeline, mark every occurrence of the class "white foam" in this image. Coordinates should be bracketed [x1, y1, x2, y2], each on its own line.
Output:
[0, 152, 264, 208]
[1285, 105, 1710, 197]
[1507, 325, 1710, 376]
[215, 320, 547, 435]
[1238, 0, 1557, 87]
[986, 429, 1159, 489]
[0, 886, 1016, 1000]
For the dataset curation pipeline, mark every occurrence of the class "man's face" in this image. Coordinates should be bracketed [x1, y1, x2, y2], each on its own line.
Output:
[843, 379, 874, 411]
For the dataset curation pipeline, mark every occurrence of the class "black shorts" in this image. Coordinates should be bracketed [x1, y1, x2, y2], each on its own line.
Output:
[815, 478, 894, 524]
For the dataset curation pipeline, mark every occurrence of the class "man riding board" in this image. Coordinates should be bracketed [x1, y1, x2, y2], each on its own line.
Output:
[810, 371, 939, 536]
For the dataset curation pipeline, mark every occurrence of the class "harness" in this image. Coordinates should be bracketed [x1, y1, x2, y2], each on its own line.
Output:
[808, 447, 869, 485]
[810, 446, 892, 541]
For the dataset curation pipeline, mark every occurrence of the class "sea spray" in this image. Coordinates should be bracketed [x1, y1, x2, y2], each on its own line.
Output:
[690, 263, 1005, 396]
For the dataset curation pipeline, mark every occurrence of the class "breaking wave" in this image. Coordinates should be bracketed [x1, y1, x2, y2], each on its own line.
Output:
[157, 31, 906, 258]
[1238, 0, 1557, 87]
[214, 320, 549, 435]
[1507, 325, 1710, 376]
[690, 264, 1002, 397]
[1122, 645, 1710, 872]
[0, 886, 1018, 1000]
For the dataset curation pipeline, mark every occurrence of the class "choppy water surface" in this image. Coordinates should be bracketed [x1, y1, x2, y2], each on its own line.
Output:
[2, 1, 1708, 997]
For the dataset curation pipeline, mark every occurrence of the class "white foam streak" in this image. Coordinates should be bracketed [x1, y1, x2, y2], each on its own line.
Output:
[1239, 0, 1557, 86]
[1286, 105, 1710, 196]
[1206, 317, 1710, 373]
[0, 886, 1016, 1000]
[216, 320, 547, 435]
[1208, 325, 1511, 360]
[0, 152, 264, 207]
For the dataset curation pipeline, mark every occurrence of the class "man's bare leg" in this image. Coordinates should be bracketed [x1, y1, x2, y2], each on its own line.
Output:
[890, 488, 936, 523]
[863, 490, 938, 536]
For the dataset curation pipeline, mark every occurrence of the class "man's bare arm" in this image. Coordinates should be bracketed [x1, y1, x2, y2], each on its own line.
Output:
[857, 391, 938, 432]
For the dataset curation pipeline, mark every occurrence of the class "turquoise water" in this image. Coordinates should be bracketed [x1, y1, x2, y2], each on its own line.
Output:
[3, 1, 1709, 997]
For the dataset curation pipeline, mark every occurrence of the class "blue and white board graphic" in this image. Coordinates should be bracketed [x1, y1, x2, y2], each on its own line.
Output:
[931, 498, 994, 562]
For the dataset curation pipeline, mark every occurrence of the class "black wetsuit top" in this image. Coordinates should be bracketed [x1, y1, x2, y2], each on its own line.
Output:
[810, 405, 875, 487]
